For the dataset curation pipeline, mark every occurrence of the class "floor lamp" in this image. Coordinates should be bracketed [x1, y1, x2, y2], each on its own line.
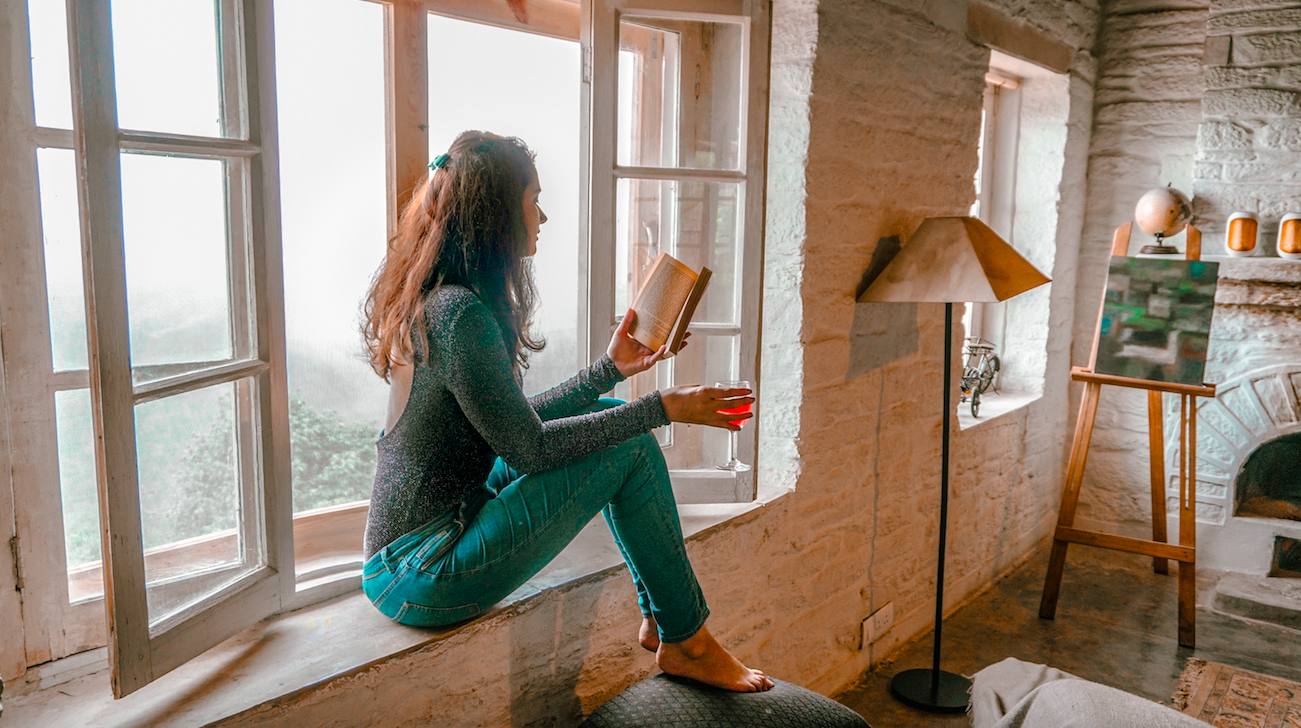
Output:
[858, 217, 1050, 713]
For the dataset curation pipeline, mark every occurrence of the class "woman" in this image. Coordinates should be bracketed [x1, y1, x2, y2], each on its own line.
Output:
[361, 131, 771, 692]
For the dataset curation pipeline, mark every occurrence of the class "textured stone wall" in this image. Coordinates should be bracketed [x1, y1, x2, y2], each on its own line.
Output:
[215, 3, 1101, 726]
[1074, 0, 1301, 542]
[1182, 261, 1301, 533]
[1072, 0, 1211, 533]
[1192, 0, 1301, 250]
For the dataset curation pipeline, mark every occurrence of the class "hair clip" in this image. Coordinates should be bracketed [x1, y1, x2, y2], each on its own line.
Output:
[429, 154, 451, 170]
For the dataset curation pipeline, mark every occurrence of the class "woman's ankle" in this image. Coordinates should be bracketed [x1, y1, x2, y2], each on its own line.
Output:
[662, 626, 711, 658]
[639, 617, 660, 652]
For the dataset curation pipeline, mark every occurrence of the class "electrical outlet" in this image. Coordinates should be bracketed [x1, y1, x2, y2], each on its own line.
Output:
[862, 602, 894, 647]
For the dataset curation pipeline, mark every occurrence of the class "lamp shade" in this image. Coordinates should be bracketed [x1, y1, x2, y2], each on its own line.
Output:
[858, 217, 1050, 303]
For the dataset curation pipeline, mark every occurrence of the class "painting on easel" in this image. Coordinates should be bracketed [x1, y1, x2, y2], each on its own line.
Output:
[1095, 257, 1220, 386]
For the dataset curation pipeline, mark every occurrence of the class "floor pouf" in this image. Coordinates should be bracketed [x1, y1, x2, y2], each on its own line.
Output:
[579, 674, 871, 728]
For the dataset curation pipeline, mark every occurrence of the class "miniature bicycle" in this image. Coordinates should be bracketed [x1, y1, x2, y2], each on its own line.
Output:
[961, 337, 1001, 418]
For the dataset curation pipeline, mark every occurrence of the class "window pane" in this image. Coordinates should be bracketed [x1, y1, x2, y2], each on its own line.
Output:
[111, 0, 223, 137]
[120, 153, 241, 383]
[617, 16, 745, 171]
[613, 333, 735, 469]
[667, 334, 735, 470]
[38, 148, 89, 372]
[615, 178, 741, 325]
[58, 389, 103, 603]
[135, 379, 263, 625]
[276, 0, 387, 516]
[427, 13, 581, 395]
[27, 0, 73, 129]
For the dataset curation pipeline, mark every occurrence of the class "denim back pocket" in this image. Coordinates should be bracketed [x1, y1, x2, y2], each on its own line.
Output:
[379, 509, 458, 574]
[410, 517, 464, 573]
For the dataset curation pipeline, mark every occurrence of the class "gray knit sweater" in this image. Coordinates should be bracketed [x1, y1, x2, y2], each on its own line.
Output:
[363, 285, 670, 558]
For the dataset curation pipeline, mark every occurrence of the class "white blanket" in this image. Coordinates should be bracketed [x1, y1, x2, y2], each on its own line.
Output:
[970, 658, 1206, 728]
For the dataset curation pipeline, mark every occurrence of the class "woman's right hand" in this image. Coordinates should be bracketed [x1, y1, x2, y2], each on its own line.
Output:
[660, 385, 753, 430]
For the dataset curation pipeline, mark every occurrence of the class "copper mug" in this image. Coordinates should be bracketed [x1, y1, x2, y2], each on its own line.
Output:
[1279, 213, 1301, 260]
[1226, 211, 1258, 257]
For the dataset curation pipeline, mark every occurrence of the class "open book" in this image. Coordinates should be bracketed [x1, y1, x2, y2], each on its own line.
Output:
[628, 252, 712, 356]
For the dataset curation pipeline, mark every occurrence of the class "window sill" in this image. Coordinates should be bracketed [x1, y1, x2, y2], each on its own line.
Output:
[4, 491, 788, 728]
[957, 389, 1040, 430]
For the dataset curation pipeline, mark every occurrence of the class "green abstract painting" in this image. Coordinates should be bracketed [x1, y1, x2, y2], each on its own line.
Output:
[1095, 257, 1219, 386]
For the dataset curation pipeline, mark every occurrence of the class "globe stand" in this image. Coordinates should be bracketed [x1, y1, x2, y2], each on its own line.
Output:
[1116, 224, 1201, 259]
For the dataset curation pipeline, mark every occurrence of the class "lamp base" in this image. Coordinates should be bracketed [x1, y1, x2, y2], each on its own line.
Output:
[889, 668, 972, 714]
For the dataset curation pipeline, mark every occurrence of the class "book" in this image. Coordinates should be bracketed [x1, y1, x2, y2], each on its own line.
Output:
[628, 252, 712, 356]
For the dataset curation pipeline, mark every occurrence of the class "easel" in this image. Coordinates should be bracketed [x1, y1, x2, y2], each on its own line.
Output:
[1039, 222, 1216, 648]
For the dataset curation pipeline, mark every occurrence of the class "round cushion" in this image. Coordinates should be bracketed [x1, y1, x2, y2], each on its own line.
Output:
[579, 674, 871, 728]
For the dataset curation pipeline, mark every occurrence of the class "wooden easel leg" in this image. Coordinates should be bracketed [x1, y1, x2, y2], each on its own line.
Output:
[1178, 395, 1197, 648]
[1148, 390, 1169, 575]
[1041, 382, 1103, 620]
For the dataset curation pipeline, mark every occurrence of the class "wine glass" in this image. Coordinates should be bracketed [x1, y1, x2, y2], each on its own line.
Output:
[714, 380, 752, 472]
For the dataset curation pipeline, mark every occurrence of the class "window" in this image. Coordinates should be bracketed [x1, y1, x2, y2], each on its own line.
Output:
[965, 68, 1021, 360]
[424, 12, 582, 397]
[586, 0, 771, 503]
[961, 50, 1069, 425]
[275, 0, 387, 589]
[1, 0, 770, 698]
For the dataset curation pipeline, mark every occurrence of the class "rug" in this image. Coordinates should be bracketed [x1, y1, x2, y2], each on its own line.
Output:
[1172, 658, 1301, 727]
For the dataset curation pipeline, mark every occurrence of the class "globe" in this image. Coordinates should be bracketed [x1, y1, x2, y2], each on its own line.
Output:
[1134, 186, 1193, 237]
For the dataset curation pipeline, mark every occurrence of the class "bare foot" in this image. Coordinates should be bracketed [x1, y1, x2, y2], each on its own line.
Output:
[640, 617, 660, 652]
[656, 625, 773, 692]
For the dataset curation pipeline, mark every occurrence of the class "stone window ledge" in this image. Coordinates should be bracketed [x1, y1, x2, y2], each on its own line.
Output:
[4, 489, 790, 728]
[958, 390, 1041, 430]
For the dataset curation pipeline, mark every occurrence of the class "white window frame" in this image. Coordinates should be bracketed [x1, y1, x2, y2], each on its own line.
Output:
[0, 0, 771, 697]
[63, 0, 291, 697]
[3, 0, 415, 695]
[582, 0, 771, 503]
[966, 70, 1021, 354]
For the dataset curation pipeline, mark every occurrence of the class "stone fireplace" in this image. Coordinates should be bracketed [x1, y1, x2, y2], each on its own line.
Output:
[1174, 259, 1301, 573]
[1235, 431, 1301, 521]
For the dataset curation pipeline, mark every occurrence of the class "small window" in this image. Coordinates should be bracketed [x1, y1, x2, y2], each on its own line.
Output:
[962, 50, 1070, 426]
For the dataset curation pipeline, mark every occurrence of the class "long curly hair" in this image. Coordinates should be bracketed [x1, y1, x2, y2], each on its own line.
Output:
[362, 131, 544, 382]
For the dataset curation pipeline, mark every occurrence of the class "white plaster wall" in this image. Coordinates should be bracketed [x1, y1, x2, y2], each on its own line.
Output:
[983, 0, 1100, 50]
[758, 0, 818, 497]
[1192, 0, 1301, 250]
[1073, 0, 1301, 542]
[1072, 0, 1210, 535]
[212, 3, 1101, 725]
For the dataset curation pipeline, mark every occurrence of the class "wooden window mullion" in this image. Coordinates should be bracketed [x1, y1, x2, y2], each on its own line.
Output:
[66, 0, 153, 696]
[386, 0, 429, 232]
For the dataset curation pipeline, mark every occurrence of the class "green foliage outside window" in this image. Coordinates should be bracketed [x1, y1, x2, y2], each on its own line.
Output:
[64, 396, 377, 566]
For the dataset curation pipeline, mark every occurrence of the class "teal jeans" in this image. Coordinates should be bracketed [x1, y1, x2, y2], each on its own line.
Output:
[362, 399, 710, 643]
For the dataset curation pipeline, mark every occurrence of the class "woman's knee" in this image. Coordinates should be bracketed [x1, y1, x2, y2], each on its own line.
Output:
[620, 433, 671, 491]
[573, 397, 625, 416]
[626, 431, 662, 460]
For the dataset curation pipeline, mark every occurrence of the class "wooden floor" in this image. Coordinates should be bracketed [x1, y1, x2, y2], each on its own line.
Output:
[834, 543, 1301, 727]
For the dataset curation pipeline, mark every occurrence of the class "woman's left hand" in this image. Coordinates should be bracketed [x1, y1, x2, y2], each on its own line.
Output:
[608, 309, 686, 378]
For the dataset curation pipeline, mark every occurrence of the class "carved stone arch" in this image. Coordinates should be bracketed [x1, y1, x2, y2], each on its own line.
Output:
[1168, 364, 1301, 526]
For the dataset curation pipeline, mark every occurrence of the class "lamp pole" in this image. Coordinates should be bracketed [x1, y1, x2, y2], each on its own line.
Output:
[889, 302, 973, 713]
